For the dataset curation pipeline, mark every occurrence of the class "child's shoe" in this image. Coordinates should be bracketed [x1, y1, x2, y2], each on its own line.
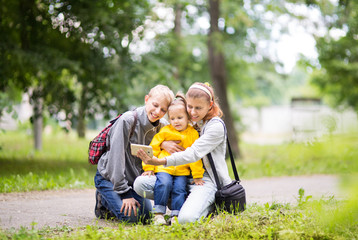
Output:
[168, 216, 178, 225]
[153, 214, 167, 225]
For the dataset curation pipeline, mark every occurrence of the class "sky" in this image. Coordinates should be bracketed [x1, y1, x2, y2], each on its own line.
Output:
[129, 2, 343, 74]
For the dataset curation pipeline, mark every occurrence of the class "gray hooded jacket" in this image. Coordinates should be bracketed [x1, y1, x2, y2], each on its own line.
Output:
[97, 106, 168, 198]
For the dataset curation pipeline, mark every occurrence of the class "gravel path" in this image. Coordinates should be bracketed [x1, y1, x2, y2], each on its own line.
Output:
[0, 175, 344, 230]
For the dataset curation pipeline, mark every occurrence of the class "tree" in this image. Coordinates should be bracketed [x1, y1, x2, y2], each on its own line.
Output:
[1, 0, 78, 149]
[46, 0, 152, 138]
[1, 0, 153, 148]
[311, 0, 358, 113]
[208, 0, 240, 157]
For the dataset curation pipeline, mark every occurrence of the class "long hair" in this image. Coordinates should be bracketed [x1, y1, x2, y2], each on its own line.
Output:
[186, 82, 223, 121]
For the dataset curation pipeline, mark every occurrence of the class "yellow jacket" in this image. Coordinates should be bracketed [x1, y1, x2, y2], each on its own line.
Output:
[142, 125, 205, 178]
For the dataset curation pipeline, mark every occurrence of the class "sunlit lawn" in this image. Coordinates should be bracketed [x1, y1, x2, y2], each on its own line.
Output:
[1, 129, 358, 193]
[1, 128, 358, 239]
[238, 133, 358, 178]
[0, 130, 97, 192]
[1, 195, 358, 239]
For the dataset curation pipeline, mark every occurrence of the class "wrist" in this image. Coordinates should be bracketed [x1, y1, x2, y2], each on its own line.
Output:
[163, 157, 167, 165]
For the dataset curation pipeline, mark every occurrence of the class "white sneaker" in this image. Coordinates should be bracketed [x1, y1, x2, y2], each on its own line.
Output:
[153, 214, 167, 225]
[168, 216, 178, 225]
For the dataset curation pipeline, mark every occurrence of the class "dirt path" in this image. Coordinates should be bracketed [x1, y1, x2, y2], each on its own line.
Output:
[0, 175, 345, 230]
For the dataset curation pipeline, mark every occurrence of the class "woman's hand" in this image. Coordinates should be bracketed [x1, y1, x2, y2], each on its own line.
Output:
[120, 198, 141, 216]
[141, 171, 154, 176]
[192, 178, 205, 186]
[137, 149, 167, 165]
[160, 140, 185, 154]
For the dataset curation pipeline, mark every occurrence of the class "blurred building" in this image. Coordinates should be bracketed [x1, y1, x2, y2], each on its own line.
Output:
[240, 98, 358, 144]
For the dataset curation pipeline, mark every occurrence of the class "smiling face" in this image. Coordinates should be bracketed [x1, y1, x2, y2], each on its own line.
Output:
[186, 96, 211, 123]
[168, 105, 189, 132]
[144, 94, 170, 123]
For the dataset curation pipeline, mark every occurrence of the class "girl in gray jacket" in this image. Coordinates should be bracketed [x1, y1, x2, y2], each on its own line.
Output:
[94, 85, 174, 223]
[134, 82, 232, 224]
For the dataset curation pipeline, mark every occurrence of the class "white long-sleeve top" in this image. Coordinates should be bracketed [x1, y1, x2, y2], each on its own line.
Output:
[165, 117, 232, 187]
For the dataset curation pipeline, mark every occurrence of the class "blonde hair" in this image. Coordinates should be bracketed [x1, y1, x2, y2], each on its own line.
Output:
[168, 92, 189, 118]
[148, 85, 174, 105]
[186, 82, 223, 121]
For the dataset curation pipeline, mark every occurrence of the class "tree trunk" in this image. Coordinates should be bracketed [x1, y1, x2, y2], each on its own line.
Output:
[174, 4, 182, 37]
[32, 88, 43, 151]
[77, 86, 86, 138]
[208, 0, 241, 158]
[173, 3, 186, 89]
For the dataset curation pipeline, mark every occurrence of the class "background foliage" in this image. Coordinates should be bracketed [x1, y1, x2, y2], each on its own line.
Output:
[2, 0, 357, 151]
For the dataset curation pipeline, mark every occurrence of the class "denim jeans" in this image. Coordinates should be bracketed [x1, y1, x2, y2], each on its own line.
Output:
[94, 171, 152, 223]
[134, 172, 217, 224]
[154, 172, 187, 216]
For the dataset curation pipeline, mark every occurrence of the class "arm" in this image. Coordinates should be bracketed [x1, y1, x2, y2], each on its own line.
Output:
[160, 140, 185, 154]
[150, 128, 167, 157]
[187, 128, 204, 179]
[166, 119, 225, 166]
[107, 114, 144, 216]
[141, 129, 166, 174]
[138, 120, 225, 167]
[189, 159, 205, 179]
[137, 149, 167, 165]
[105, 114, 135, 197]
[190, 160, 205, 185]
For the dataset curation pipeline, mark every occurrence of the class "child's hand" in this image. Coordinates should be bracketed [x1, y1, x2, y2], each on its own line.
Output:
[192, 178, 205, 185]
[142, 171, 154, 176]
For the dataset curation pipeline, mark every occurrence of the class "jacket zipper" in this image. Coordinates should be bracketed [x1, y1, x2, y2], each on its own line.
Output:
[142, 125, 159, 145]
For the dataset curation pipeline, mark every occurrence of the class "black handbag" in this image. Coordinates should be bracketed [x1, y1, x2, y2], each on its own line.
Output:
[207, 137, 246, 214]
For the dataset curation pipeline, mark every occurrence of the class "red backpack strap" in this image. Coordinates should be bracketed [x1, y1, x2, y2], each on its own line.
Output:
[129, 110, 138, 138]
[88, 110, 137, 165]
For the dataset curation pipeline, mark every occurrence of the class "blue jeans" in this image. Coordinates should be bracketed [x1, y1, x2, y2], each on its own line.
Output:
[154, 172, 187, 216]
[94, 171, 152, 223]
[134, 172, 216, 224]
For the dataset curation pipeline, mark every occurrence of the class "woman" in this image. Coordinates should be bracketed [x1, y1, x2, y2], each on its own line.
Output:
[134, 82, 232, 224]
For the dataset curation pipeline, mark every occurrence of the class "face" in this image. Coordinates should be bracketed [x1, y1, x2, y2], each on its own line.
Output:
[186, 96, 211, 123]
[145, 94, 169, 123]
[168, 105, 189, 131]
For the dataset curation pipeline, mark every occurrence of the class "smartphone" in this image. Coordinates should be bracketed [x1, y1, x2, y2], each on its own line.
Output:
[130, 144, 153, 157]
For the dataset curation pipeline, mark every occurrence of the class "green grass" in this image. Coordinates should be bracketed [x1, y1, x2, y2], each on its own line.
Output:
[1, 130, 358, 193]
[237, 133, 358, 179]
[0, 130, 97, 192]
[1, 130, 358, 239]
[1, 192, 357, 239]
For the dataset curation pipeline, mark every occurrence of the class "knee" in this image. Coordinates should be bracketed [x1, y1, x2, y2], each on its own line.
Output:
[133, 176, 155, 199]
[133, 176, 146, 197]
[178, 211, 198, 224]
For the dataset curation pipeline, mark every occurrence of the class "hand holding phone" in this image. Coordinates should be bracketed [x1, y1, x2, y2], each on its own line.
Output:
[130, 144, 153, 157]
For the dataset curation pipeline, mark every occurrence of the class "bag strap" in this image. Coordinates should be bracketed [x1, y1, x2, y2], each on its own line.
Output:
[111, 110, 137, 138]
[108, 110, 137, 151]
[207, 153, 222, 190]
[206, 122, 241, 190]
[129, 110, 138, 138]
[227, 137, 240, 181]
